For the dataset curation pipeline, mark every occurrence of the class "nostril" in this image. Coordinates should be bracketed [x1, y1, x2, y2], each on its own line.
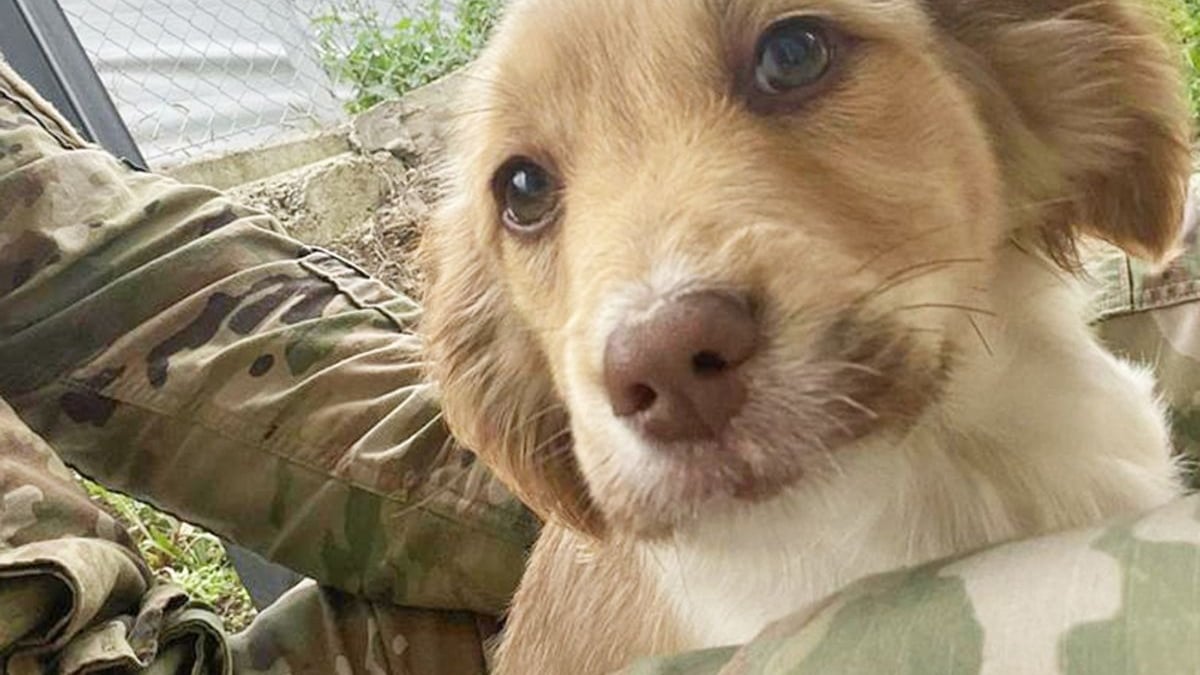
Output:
[604, 290, 758, 437]
[692, 350, 728, 376]
[629, 383, 657, 413]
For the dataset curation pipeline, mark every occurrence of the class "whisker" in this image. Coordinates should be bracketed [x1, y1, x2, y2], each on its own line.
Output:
[831, 395, 879, 421]
[785, 404, 858, 443]
[514, 403, 568, 434]
[453, 70, 509, 90]
[853, 224, 954, 275]
[875, 257, 984, 288]
[967, 316, 994, 357]
[814, 360, 886, 378]
[896, 303, 997, 317]
[444, 106, 505, 121]
[1012, 194, 1074, 214]
[528, 428, 575, 464]
[861, 257, 985, 303]
[767, 301, 850, 338]
[812, 435, 846, 479]
[671, 539, 694, 616]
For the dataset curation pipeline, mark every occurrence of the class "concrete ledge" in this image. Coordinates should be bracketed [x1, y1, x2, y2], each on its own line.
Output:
[162, 69, 468, 193]
[350, 71, 463, 161]
[166, 128, 352, 191]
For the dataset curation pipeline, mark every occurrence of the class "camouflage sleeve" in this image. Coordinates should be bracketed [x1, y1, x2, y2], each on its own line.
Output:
[0, 56, 530, 673]
[0, 57, 533, 617]
[622, 494, 1200, 675]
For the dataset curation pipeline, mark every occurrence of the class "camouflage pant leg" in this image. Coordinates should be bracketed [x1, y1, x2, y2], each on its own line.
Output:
[1, 396, 494, 675]
[0, 396, 227, 673]
[0, 57, 532, 673]
[230, 582, 496, 675]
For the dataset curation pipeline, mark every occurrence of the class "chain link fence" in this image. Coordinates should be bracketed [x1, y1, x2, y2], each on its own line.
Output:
[59, 0, 498, 168]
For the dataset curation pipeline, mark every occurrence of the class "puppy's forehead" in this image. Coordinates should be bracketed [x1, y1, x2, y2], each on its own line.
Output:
[478, 0, 930, 145]
[486, 2, 724, 114]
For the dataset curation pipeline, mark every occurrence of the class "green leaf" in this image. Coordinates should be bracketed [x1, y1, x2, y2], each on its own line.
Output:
[311, 0, 503, 113]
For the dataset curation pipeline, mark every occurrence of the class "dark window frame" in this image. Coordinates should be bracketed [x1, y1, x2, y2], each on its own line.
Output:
[0, 0, 147, 169]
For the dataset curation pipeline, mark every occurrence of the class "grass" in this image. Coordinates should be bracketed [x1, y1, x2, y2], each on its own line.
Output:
[1158, 0, 1200, 124]
[84, 479, 257, 632]
[314, 0, 502, 114]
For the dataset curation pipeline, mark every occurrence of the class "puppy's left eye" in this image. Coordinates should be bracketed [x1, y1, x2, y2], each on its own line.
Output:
[754, 18, 833, 95]
[494, 158, 561, 234]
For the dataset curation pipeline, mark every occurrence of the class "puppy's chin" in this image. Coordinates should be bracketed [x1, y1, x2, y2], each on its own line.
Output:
[573, 315, 952, 540]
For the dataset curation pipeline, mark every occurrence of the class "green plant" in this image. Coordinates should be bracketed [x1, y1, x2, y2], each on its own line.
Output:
[1157, 0, 1200, 126]
[314, 0, 502, 114]
[1180, 0, 1200, 125]
[84, 480, 257, 632]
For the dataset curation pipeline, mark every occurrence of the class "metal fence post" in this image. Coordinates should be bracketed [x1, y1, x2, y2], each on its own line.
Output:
[0, 0, 147, 169]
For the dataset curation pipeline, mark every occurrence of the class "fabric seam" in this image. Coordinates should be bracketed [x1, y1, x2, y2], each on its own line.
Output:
[45, 371, 535, 546]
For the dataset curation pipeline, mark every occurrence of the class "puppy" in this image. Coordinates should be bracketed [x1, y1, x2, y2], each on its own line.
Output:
[422, 0, 1193, 672]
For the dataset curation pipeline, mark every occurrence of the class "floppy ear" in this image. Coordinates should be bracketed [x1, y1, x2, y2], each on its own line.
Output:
[420, 175, 606, 539]
[932, 0, 1193, 265]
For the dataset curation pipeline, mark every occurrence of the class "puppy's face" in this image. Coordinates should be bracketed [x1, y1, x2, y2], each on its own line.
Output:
[424, 0, 1189, 538]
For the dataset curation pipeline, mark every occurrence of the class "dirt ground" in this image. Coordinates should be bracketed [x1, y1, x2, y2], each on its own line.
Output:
[323, 161, 435, 301]
[233, 150, 436, 301]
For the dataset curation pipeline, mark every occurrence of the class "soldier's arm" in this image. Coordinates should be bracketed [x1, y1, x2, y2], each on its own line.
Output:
[620, 493, 1200, 675]
[0, 57, 532, 617]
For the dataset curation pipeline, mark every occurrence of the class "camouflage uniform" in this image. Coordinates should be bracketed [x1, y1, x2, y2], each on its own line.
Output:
[0, 57, 531, 673]
[1, 55, 1200, 674]
[623, 495, 1200, 674]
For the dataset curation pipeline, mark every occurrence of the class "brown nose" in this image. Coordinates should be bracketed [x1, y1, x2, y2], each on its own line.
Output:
[604, 291, 758, 443]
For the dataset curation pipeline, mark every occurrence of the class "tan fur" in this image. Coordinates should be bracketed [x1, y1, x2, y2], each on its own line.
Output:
[421, 0, 1192, 673]
[497, 527, 686, 673]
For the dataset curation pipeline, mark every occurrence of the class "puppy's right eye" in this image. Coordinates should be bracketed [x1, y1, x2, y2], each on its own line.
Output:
[754, 18, 833, 95]
[494, 158, 560, 234]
